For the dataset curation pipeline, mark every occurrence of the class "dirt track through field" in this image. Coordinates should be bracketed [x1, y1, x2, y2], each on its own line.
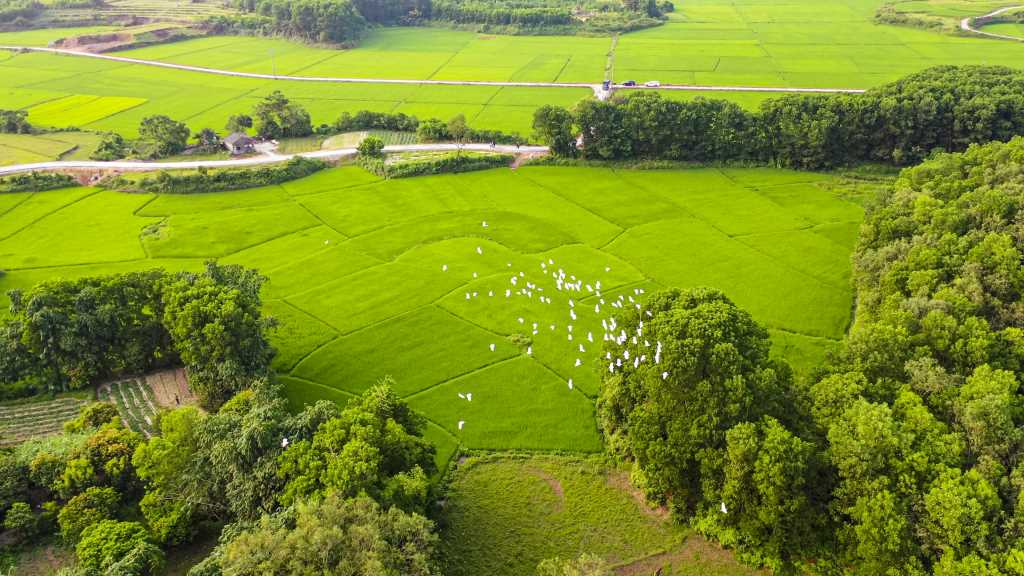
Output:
[0, 45, 867, 97]
[0, 143, 549, 176]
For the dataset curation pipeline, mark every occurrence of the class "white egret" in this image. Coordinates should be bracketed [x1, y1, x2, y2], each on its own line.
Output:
[458, 420, 465, 430]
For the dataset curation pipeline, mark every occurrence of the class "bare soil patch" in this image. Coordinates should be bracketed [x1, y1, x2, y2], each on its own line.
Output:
[147, 367, 195, 408]
[526, 466, 566, 511]
[606, 469, 670, 521]
[616, 536, 763, 576]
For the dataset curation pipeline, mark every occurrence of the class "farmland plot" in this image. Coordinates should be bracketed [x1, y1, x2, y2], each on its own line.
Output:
[0, 165, 867, 455]
[0, 397, 89, 447]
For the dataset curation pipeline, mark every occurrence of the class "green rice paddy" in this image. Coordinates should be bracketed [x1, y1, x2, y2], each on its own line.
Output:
[0, 0, 1021, 138]
[0, 164, 864, 454]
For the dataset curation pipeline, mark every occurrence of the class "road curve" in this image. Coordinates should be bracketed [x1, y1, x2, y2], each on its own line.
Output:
[0, 45, 866, 95]
[960, 5, 1024, 41]
[0, 143, 550, 176]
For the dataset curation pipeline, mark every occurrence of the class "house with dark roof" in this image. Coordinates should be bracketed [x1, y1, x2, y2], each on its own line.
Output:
[224, 132, 255, 155]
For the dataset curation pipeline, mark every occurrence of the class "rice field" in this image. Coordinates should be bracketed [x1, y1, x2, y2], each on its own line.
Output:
[0, 164, 864, 454]
[0, 132, 105, 166]
[0, 397, 89, 447]
[0, 0, 1020, 138]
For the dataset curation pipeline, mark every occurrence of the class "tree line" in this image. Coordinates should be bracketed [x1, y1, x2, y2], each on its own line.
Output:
[0, 262, 274, 410]
[215, 0, 368, 45]
[533, 65, 1024, 170]
[598, 136, 1024, 574]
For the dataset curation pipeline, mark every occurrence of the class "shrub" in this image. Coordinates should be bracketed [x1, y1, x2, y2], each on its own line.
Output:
[0, 109, 31, 133]
[357, 135, 385, 158]
[59, 486, 120, 542]
[64, 403, 120, 434]
[2, 501, 37, 543]
[102, 157, 327, 194]
[76, 520, 154, 575]
[90, 133, 130, 161]
[361, 151, 512, 178]
[0, 171, 76, 193]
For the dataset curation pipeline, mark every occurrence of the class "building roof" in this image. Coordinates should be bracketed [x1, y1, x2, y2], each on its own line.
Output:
[224, 132, 254, 146]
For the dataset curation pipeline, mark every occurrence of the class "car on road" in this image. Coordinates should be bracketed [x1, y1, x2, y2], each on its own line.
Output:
[645, 80, 661, 87]
[622, 80, 637, 86]
[602, 80, 611, 90]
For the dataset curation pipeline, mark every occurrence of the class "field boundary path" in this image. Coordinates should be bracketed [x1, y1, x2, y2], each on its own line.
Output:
[0, 45, 866, 95]
[0, 143, 550, 175]
[960, 5, 1024, 40]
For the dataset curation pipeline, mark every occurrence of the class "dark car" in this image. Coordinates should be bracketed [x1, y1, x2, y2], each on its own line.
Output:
[622, 80, 637, 87]
[602, 80, 611, 90]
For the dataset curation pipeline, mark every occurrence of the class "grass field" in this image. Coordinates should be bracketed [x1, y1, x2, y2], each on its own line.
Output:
[441, 455, 760, 576]
[0, 164, 864, 455]
[980, 21, 1024, 37]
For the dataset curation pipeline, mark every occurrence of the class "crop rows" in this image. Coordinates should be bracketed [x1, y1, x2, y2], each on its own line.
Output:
[98, 378, 158, 437]
[0, 397, 88, 446]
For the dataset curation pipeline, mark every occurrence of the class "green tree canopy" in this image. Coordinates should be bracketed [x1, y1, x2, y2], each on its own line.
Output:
[277, 380, 436, 513]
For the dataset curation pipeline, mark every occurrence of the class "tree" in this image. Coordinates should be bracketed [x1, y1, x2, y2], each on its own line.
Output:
[58, 486, 120, 542]
[218, 494, 440, 575]
[64, 403, 120, 434]
[717, 417, 822, 570]
[596, 288, 794, 515]
[193, 128, 222, 152]
[357, 135, 385, 158]
[0, 109, 31, 134]
[532, 105, 576, 157]
[90, 133, 131, 161]
[277, 380, 435, 513]
[137, 115, 190, 158]
[447, 113, 469, 143]
[536, 554, 611, 576]
[160, 262, 275, 410]
[133, 407, 205, 545]
[3, 501, 38, 543]
[225, 114, 253, 134]
[416, 118, 449, 142]
[252, 91, 312, 139]
[76, 520, 161, 576]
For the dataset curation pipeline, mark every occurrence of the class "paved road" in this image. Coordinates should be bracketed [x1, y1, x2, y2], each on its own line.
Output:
[960, 5, 1024, 40]
[0, 143, 550, 176]
[0, 45, 866, 95]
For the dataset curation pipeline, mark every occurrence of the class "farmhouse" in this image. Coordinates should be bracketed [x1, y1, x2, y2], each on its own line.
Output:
[224, 132, 255, 155]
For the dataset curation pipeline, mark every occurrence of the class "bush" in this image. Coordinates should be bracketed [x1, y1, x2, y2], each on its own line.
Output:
[0, 171, 76, 193]
[76, 520, 154, 575]
[0, 109, 31, 133]
[102, 157, 327, 194]
[334, 110, 418, 133]
[90, 133, 131, 161]
[357, 136, 385, 158]
[361, 151, 512, 178]
[2, 501, 37, 543]
[64, 403, 120, 433]
[58, 487, 120, 542]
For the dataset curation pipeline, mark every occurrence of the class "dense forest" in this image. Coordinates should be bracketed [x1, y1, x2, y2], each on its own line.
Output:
[534, 65, 1024, 169]
[598, 136, 1024, 573]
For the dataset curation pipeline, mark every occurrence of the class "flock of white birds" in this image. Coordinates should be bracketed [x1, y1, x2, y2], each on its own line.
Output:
[440, 221, 669, 435]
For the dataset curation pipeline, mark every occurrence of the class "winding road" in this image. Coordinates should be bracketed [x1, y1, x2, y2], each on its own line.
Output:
[0, 45, 867, 98]
[960, 5, 1024, 41]
[0, 143, 550, 176]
